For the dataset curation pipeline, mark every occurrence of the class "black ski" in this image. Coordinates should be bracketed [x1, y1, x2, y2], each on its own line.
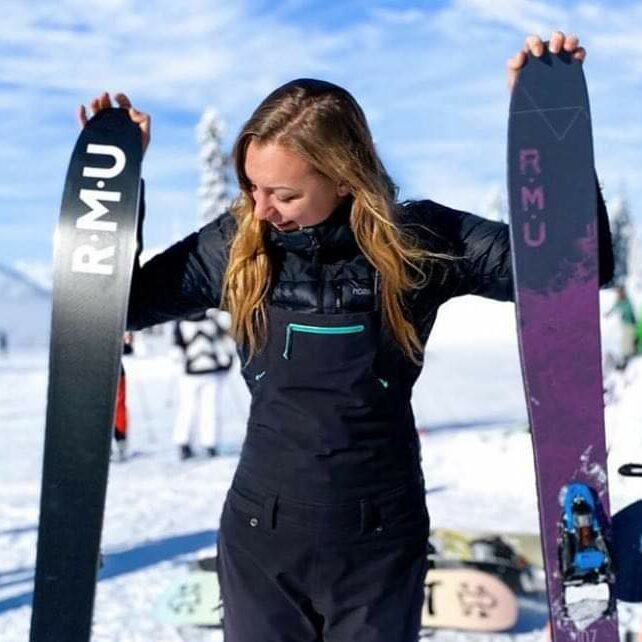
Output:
[30, 108, 142, 642]
[619, 463, 642, 477]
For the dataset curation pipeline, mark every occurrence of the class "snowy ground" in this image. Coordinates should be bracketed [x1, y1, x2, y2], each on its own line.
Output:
[2, 293, 642, 641]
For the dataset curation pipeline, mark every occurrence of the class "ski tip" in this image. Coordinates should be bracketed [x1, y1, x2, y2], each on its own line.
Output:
[618, 463, 642, 477]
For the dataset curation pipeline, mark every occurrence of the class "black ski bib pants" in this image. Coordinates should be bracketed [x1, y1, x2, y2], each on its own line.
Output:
[218, 305, 430, 642]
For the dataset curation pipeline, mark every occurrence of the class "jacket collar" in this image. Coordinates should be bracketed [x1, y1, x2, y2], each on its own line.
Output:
[266, 198, 357, 257]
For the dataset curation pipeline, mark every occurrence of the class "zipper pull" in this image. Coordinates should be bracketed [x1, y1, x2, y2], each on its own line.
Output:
[311, 237, 320, 266]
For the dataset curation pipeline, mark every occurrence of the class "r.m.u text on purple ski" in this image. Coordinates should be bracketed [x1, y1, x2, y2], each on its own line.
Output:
[519, 148, 546, 248]
[71, 143, 127, 276]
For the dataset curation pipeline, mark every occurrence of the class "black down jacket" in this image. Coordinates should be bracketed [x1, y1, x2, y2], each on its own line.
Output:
[127, 186, 614, 348]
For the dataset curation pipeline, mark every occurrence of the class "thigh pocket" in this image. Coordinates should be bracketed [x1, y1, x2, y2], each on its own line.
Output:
[223, 486, 274, 534]
[376, 489, 430, 540]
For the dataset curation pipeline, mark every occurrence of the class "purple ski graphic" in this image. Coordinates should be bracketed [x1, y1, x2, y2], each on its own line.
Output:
[508, 52, 618, 642]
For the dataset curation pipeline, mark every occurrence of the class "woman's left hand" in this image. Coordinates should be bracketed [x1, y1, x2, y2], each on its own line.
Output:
[507, 31, 587, 91]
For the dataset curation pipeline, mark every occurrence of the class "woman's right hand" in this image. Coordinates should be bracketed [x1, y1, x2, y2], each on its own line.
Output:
[77, 92, 151, 157]
[507, 31, 586, 92]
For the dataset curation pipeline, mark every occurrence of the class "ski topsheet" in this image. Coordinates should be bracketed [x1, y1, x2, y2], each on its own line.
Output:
[508, 52, 618, 641]
[30, 108, 142, 642]
[155, 559, 521, 633]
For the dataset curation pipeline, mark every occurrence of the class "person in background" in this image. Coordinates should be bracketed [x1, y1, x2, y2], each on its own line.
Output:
[113, 364, 128, 461]
[606, 285, 637, 368]
[113, 333, 134, 461]
[172, 309, 235, 460]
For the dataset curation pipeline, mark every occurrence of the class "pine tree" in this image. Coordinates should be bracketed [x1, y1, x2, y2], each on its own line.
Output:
[484, 186, 506, 223]
[609, 194, 635, 287]
[628, 226, 642, 301]
[196, 108, 231, 227]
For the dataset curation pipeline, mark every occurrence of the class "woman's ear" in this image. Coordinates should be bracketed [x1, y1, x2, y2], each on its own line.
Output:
[336, 182, 351, 197]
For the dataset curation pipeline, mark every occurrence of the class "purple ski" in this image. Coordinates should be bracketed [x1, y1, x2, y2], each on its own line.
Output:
[508, 51, 618, 641]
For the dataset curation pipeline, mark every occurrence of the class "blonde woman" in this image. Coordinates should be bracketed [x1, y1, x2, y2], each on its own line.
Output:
[81, 32, 611, 642]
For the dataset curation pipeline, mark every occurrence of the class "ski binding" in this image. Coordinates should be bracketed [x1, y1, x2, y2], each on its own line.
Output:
[558, 482, 615, 629]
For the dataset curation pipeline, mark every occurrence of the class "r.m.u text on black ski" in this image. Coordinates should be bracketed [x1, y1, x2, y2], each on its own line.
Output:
[72, 143, 127, 276]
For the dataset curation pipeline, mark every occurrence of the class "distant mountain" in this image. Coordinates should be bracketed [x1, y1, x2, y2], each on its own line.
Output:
[0, 262, 51, 300]
[0, 262, 52, 349]
[13, 259, 54, 293]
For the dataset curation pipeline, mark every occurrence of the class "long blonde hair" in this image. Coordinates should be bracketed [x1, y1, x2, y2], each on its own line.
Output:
[222, 79, 434, 363]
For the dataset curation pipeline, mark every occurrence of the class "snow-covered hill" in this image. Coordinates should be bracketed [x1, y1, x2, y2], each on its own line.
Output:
[0, 262, 51, 349]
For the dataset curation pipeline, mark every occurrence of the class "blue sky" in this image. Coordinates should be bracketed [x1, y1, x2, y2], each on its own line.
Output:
[2, 0, 642, 274]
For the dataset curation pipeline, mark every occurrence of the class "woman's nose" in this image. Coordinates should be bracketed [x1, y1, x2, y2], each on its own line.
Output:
[253, 192, 274, 221]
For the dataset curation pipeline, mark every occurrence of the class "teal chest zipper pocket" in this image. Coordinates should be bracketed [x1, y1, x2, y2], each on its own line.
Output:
[282, 323, 365, 360]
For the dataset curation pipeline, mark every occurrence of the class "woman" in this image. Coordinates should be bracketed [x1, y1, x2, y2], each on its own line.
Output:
[81, 32, 611, 642]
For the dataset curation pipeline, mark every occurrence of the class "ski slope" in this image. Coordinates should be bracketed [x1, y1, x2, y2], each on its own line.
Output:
[1, 292, 641, 641]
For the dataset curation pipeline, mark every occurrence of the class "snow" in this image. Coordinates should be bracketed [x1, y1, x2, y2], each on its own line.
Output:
[564, 583, 611, 631]
[2, 292, 642, 641]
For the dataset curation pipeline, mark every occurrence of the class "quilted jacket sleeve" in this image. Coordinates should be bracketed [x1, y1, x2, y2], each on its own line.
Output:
[127, 184, 237, 330]
[403, 178, 613, 305]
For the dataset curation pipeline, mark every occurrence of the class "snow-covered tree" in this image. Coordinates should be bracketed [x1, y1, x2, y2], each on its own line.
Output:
[609, 194, 635, 287]
[196, 108, 232, 227]
[627, 226, 642, 304]
[484, 186, 507, 223]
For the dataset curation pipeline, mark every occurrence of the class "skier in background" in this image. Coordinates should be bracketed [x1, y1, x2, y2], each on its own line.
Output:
[605, 286, 637, 368]
[82, 32, 614, 642]
[0, 331, 7, 356]
[172, 309, 235, 460]
[113, 333, 134, 461]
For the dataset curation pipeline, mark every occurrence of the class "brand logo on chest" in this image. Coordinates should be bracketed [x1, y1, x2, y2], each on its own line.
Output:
[352, 287, 372, 296]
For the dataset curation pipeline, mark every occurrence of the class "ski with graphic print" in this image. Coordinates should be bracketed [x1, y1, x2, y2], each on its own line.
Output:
[507, 50, 618, 641]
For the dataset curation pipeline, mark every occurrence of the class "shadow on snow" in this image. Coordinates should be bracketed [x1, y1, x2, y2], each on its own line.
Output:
[0, 529, 217, 614]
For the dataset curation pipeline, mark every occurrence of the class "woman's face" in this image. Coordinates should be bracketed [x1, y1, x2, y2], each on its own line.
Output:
[245, 140, 348, 231]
